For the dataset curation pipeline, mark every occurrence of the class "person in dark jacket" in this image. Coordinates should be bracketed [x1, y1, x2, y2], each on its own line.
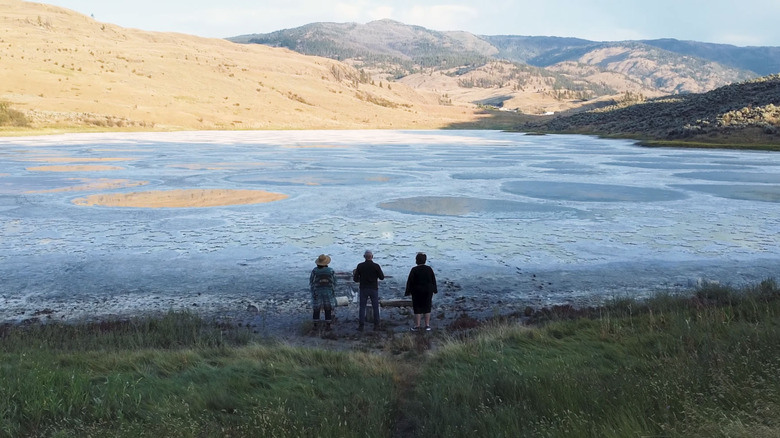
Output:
[404, 252, 437, 331]
[310, 254, 337, 331]
[353, 250, 385, 331]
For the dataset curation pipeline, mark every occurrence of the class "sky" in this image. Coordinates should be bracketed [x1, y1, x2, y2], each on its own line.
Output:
[40, 0, 780, 47]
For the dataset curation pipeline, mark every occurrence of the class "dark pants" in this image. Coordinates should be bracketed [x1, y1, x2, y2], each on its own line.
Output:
[359, 288, 380, 327]
[313, 307, 332, 322]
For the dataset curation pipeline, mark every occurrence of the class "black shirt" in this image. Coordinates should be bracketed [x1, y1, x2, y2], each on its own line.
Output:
[405, 264, 437, 297]
[354, 260, 385, 289]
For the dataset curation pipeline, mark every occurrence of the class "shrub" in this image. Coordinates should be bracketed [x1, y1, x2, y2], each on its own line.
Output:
[0, 101, 29, 126]
[695, 282, 738, 305]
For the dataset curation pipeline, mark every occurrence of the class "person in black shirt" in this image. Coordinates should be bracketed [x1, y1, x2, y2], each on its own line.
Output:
[353, 250, 385, 331]
[404, 252, 437, 331]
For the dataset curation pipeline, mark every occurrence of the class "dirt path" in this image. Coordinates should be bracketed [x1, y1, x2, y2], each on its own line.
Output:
[391, 360, 427, 437]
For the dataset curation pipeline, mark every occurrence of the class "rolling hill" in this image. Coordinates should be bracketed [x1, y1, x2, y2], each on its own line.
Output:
[232, 20, 769, 114]
[0, 0, 480, 132]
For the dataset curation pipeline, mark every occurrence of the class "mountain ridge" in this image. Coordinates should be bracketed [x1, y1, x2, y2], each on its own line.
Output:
[639, 38, 780, 76]
[231, 20, 771, 113]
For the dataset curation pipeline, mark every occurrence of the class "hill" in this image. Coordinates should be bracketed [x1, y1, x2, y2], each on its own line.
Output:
[640, 38, 780, 76]
[232, 20, 766, 114]
[0, 1, 479, 132]
[229, 19, 495, 72]
[484, 36, 755, 94]
[514, 74, 780, 147]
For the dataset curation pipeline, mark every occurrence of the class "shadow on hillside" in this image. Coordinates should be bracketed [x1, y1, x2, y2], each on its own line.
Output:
[444, 95, 625, 132]
[444, 109, 555, 131]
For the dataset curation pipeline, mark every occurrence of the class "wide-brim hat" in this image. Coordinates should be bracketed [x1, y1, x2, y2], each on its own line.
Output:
[315, 254, 331, 266]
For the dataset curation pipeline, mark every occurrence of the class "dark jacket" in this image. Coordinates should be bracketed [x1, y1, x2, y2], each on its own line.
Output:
[404, 264, 437, 297]
[353, 260, 385, 289]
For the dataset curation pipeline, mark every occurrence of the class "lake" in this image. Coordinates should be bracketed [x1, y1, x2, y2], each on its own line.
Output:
[1, 130, 779, 324]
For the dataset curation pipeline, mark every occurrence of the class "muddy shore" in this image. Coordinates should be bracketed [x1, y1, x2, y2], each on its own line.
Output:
[5, 258, 775, 351]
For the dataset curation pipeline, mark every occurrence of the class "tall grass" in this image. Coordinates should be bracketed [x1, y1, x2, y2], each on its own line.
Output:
[406, 280, 780, 437]
[0, 312, 396, 437]
[1, 282, 778, 437]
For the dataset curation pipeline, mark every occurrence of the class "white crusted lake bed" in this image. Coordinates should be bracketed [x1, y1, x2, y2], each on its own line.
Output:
[1, 130, 779, 334]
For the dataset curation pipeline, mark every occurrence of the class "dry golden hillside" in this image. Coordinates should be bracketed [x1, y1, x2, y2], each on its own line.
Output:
[0, 0, 482, 131]
[395, 60, 664, 116]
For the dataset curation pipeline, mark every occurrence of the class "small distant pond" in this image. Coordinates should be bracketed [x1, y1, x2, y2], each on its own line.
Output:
[501, 181, 688, 203]
[379, 196, 586, 219]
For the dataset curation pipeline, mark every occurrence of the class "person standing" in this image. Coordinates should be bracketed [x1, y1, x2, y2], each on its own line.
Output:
[404, 252, 437, 332]
[353, 250, 385, 331]
[310, 254, 337, 331]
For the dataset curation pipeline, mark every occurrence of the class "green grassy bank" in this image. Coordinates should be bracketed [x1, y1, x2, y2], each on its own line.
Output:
[2, 281, 779, 437]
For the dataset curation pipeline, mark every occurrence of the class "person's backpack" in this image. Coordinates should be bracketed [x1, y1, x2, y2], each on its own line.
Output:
[313, 270, 334, 288]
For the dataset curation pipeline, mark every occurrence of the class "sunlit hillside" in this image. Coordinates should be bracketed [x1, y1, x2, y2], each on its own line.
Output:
[0, 0, 481, 131]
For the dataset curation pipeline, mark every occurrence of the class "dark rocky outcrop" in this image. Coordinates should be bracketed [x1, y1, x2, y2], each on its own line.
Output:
[517, 74, 780, 144]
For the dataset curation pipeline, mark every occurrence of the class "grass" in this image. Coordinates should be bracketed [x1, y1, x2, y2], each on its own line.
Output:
[0, 313, 397, 437]
[517, 130, 780, 152]
[410, 280, 780, 437]
[2, 281, 779, 437]
[638, 139, 780, 152]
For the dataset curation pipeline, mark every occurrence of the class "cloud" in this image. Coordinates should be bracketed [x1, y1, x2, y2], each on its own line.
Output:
[43, 0, 780, 45]
[403, 5, 479, 31]
[331, 2, 395, 22]
[332, 1, 368, 22]
[176, 3, 340, 36]
[367, 5, 395, 21]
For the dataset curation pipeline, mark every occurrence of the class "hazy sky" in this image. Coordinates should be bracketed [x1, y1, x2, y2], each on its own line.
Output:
[41, 0, 780, 46]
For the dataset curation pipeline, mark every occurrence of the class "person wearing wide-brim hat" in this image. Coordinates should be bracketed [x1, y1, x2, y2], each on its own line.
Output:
[309, 254, 337, 330]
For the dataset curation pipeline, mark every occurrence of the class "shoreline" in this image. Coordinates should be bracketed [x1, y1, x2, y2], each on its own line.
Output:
[6, 257, 777, 326]
[4, 126, 780, 152]
[1, 283, 585, 353]
[5, 262, 777, 353]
